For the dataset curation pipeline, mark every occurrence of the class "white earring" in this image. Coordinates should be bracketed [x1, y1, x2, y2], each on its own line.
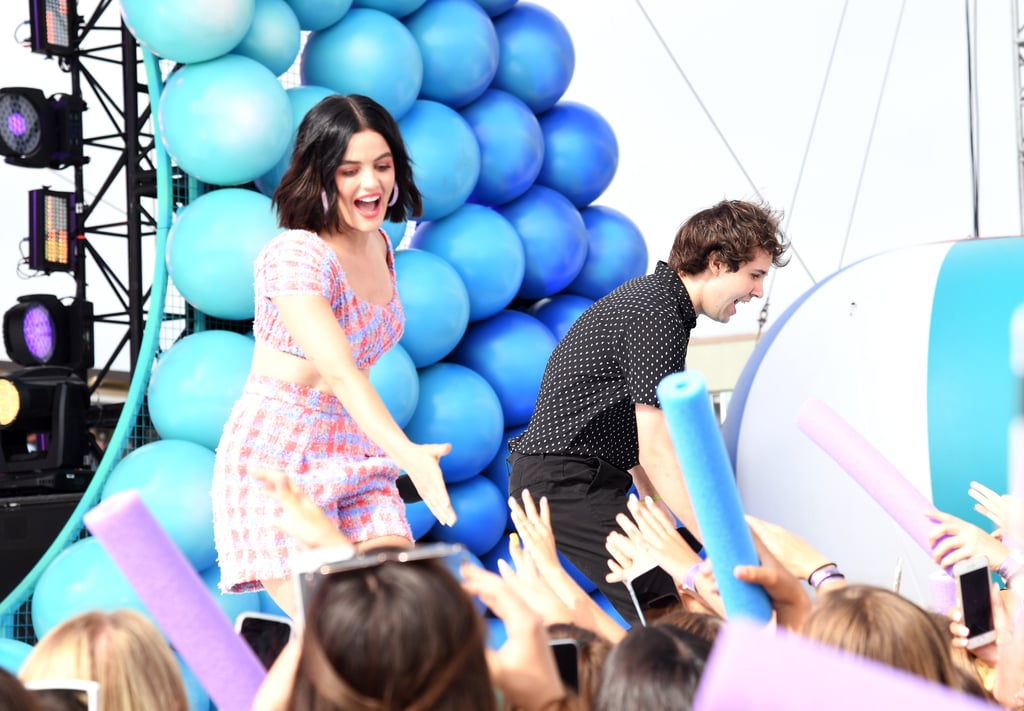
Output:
[388, 185, 399, 207]
[321, 190, 329, 214]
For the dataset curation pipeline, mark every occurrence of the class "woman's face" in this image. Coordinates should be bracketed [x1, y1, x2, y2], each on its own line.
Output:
[331, 129, 395, 236]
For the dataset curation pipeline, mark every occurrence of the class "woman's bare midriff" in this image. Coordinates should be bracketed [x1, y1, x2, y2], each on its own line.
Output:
[250, 342, 368, 394]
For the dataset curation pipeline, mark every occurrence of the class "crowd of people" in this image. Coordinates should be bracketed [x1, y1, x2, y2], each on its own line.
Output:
[2, 91, 1021, 709]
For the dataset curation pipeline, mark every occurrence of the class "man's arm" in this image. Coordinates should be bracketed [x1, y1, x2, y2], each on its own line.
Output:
[634, 403, 701, 539]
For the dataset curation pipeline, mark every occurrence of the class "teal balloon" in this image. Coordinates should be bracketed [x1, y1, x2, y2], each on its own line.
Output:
[32, 537, 149, 640]
[102, 439, 217, 571]
[254, 85, 337, 197]
[284, 0, 353, 30]
[0, 638, 33, 675]
[409, 204, 524, 321]
[231, 0, 302, 76]
[147, 330, 254, 451]
[354, 0, 427, 16]
[167, 188, 280, 320]
[120, 0, 254, 64]
[394, 248, 470, 367]
[301, 8, 422, 120]
[199, 564, 263, 625]
[491, 3, 574, 113]
[369, 343, 419, 428]
[159, 54, 293, 186]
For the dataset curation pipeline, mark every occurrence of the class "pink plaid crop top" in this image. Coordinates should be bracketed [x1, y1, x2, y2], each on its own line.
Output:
[253, 229, 404, 368]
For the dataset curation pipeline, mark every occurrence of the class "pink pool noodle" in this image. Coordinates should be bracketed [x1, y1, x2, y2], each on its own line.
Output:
[796, 398, 936, 554]
[694, 621, 997, 710]
[83, 490, 265, 711]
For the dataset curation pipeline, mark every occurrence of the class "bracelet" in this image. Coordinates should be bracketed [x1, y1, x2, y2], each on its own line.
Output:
[998, 550, 1024, 585]
[807, 562, 845, 589]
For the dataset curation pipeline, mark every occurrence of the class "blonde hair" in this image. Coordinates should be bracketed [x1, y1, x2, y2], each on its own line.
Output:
[19, 610, 188, 711]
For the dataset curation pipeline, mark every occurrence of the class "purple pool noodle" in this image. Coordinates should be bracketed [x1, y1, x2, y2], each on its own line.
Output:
[796, 398, 936, 554]
[694, 621, 998, 710]
[83, 490, 265, 711]
[657, 371, 772, 624]
[930, 569, 957, 615]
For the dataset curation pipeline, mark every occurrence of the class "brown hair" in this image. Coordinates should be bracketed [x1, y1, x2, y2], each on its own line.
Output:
[667, 199, 788, 275]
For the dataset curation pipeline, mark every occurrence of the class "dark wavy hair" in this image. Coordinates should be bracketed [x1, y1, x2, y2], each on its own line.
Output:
[288, 553, 495, 711]
[667, 199, 789, 275]
[272, 94, 422, 233]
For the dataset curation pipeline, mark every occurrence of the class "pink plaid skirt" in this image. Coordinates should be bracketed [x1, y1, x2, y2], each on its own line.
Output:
[211, 374, 412, 593]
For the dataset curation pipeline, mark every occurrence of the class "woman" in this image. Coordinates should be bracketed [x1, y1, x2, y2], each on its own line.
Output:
[212, 94, 455, 615]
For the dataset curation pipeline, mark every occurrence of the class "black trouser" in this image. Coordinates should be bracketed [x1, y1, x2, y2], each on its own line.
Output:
[507, 451, 681, 627]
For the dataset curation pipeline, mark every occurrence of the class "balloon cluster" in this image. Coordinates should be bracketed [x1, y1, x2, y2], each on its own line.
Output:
[33, 0, 645, 676]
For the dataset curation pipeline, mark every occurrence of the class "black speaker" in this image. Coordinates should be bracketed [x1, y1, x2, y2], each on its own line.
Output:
[0, 492, 82, 602]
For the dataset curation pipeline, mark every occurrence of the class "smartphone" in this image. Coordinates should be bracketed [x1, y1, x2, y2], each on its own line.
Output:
[624, 563, 678, 627]
[235, 611, 294, 669]
[549, 638, 580, 692]
[24, 679, 100, 711]
[953, 555, 997, 650]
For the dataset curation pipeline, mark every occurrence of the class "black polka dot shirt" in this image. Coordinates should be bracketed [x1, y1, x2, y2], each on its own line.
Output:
[510, 261, 698, 472]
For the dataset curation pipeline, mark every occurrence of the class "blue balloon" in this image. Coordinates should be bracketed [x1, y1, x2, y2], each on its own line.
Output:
[409, 204, 524, 321]
[258, 590, 289, 617]
[485, 616, 507, 650]
[429, 475, 507, 555]
[101, 439, 218, 571]
[398, 100, 481, 221]
[405, 499, 437, 540]
[147, 330, 254, 450]
[159, 55, 293, 186]
[481, 423, 525, 494]
[32, 537, 149, 640]
[368, 343, 420, 428]
[302, 8, 423, 120]
[255, 85, 340, 197]
[283, 0, 352, 30]
[405, 0, 499, 108]
[403, 363, 504, 483]
[176, 652, 213, 711]
[479, 537, 511, 575]
[355, 0, 427, 16]
[121, 0, 254, 64]
[536, 102, 619, 208]
[231, 0, 302, 76]
[448, 309, 557, 427]
[491, 3, 574, 113]
[525, 293, 593, 341]
[167, 188, 280, 320]
[461, 89, 544, 207]
[394, 248, 470, 367]
[497, 185, 587, 299]
[199, 564, 263, 625]
[381, 217, 410, 247]
[0, 638, 33, 675]
[474, 0, 517, 17]
[567, 205, 649, 300]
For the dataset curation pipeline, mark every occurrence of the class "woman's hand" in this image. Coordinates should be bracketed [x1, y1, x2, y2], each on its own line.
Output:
[396, 443, 456, 527]
[927, 509, 1008, 571]
[251, 468, 352, 550]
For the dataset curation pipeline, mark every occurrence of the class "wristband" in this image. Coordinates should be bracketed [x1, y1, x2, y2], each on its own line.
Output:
[807, 562, 845, 590]
[998, 549, 1024, 585]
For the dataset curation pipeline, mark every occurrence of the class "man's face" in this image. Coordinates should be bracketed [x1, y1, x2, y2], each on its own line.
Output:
[702, 249, 772, 323]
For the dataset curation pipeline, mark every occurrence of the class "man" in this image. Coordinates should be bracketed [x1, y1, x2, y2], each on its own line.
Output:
[508, 199, 789, 624]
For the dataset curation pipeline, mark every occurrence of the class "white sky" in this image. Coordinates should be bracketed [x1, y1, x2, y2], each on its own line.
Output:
[0, 0, 1020, 371]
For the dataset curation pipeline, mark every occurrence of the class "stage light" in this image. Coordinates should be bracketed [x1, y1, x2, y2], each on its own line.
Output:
[0, 87, 84, 169]
[3, 295, 93, 373]
[29, 188, 76, 273]
[0, 366, 89, 474]
[29, 0, 79, 57]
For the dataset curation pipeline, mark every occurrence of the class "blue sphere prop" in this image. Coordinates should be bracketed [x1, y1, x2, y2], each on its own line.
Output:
[405, 499, 437, 540]
[481, 423, 525, 494]
[32, 537, 149, 640]
[159, 54, 292, 186]
[101, 439, 218, 571]
[405, 0, 499, 109]
[491, 3, 575, 113]
[497, 185, 588, 299]
[461, 89, 544, 206]
[283, 0, 352, 30]
[199, 565, 263, 626]
[394, 248, 470, 367]
[147, 330, 254, 451]
[368, 343, 420, 428]
[536, 102, 619, 208]
[409, 204, 524, 321]
[381, 217, 410, 247]
[525, 293, 594, 341]
[475, 0, 517, 16]
[480, 537, 512, 575]
[255, 84, 339, 197]
[485, 616, 508, 650]
[167, 188, 280, 320]
[231, 0, 302, 76]
[429, 475, 508, 555]
[120, 0, 254, 64]
[403, 363, 505, 483]
[567, 205, 649, 300]
[449, 309, 558, 427]
[398, 100, 481, 221]
[259, 590, 289, 617]
[302, 8, 423, 120]
[176, 653, 212, 711]
[0, 638, 33, 675]
[355, 0, 427, 16]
